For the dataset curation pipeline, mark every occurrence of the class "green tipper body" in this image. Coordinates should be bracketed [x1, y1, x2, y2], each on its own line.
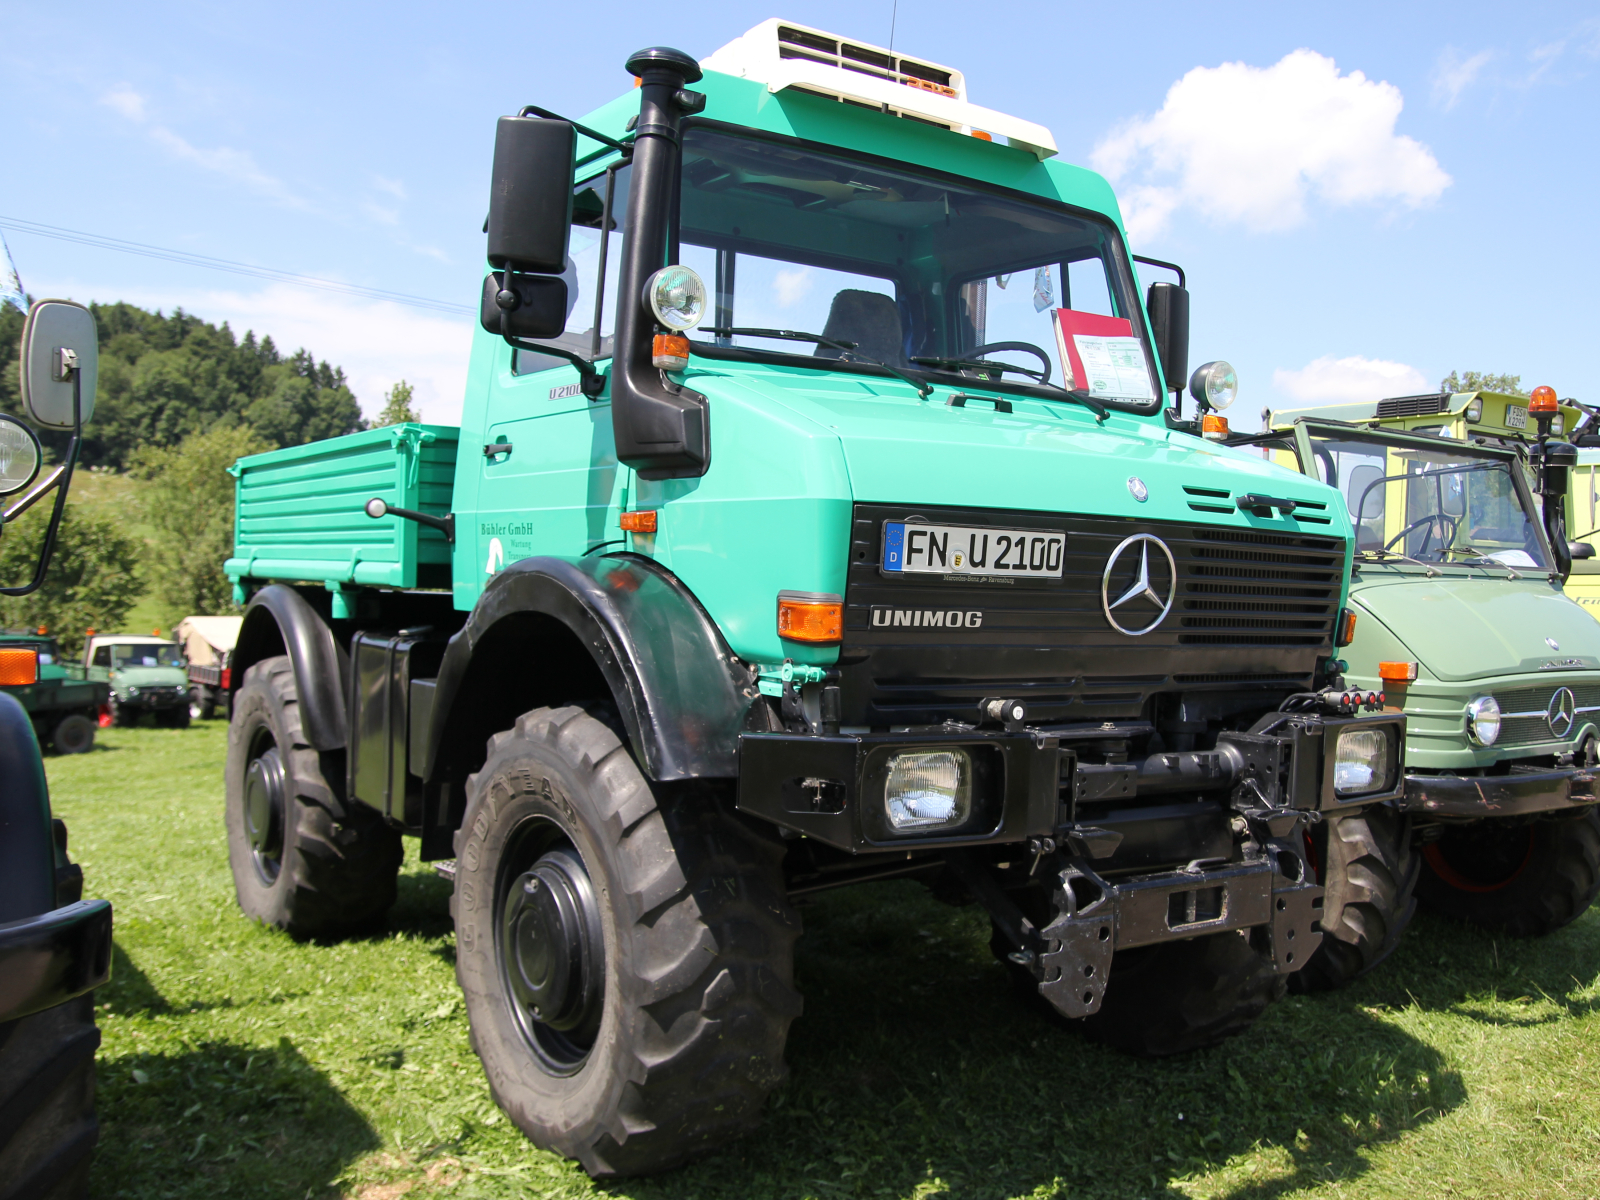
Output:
[230, 69, 1358, 665]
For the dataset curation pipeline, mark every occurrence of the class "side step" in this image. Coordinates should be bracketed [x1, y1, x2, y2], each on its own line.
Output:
[433, 860, 457, 882]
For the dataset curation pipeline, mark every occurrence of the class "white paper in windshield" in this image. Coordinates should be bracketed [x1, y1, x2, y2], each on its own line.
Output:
[1072, 336, 1155, 402]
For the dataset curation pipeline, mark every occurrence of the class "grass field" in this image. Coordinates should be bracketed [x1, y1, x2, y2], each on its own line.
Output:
[50, 723, 1600, 1200]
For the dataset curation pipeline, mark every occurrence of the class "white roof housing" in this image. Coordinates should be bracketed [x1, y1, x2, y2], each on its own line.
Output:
[701, 19, 1058, 160]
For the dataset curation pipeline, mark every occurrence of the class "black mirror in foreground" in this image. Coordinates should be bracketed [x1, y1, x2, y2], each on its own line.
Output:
[4, 299, 96, 596]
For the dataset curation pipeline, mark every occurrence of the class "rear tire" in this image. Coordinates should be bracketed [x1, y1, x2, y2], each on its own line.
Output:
[49, 715, 94, 756]
[0, 994, 100, 1200]
[1416, 811, 1600, 936]
[225, 656, 402, 937]
[1290, 805, 1418, 992]
[453, 706, 801, 1177]
[1081, 930, 1284, 1056]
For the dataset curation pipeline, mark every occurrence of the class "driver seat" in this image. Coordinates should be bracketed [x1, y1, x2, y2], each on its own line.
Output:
[813, 289, 906, 366]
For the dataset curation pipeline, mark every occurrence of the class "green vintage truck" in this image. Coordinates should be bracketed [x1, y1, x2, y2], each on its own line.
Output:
[218, 20, 1405, 1176]
[83, 634, 191, 727]
[1247, 409, 1600, 946]
[0, 630, 106, 753]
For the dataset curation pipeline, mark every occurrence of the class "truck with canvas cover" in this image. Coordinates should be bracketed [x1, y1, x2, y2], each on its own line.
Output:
[219, 19, 1405, 1176]
[177, 615, 243, 720]
[0, 299, 115, 1198]
[1247, 406, 1600, 947]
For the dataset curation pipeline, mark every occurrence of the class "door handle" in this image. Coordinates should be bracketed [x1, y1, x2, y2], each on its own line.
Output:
[483, 442, 514, 460]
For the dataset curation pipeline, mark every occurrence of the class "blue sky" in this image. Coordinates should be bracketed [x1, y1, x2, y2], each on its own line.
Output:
[2, 0, 1596, 426]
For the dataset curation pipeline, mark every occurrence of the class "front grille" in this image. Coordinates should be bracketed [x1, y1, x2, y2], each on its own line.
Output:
[839, 503, 1343, 725]
[1377, 394, 1446, 418]
[1490, 681, 1600, 747]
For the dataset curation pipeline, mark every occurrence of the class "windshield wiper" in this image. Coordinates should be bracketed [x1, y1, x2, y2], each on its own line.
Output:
[908, 355, 1109, 420]
[1441, 545, 1528, 580]
[1353, 548, 1441, 577]
[698, 326, 933, 399]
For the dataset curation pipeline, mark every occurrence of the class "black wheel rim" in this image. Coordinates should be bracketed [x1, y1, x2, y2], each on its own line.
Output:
[496, 821, 605, 1074]
[243, 743, 287, 886]
[1425, 825, 1536, 893]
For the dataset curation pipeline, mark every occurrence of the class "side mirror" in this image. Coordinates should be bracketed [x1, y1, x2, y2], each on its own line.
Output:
[1569, 540, 1595, 560]
[18, 299, 97, 429]
[479, 272, 570, 340]
[1145, 282, 1189, 394]
[487, 116, 577, 275]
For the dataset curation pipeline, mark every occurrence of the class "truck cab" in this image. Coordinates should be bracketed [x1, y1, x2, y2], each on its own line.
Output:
[218, 19, 1406, 1177]
[84, 634, 190, 727]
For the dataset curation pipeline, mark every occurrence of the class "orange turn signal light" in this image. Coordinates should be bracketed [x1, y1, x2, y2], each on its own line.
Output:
[1336, 608, 1358, 646]
[1530, 385, 1559, 414]
[0, 647, 39, 686]
[777, 591, 843, 645]
[1378, 661, 1419, 683]
[971, 130, 993, 141]
[1201, 412, 1230, 441]
[619, 510, 658, 534]
[652, 333, 690, 371]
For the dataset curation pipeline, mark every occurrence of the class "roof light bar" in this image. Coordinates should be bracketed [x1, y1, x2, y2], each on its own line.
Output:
[701, 18, 1057, 160]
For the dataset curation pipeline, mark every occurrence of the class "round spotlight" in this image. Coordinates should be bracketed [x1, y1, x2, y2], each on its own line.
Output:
[1189, 360, 1238, 411]
[0, 416, 41, 497]
[643, 265, 707, 332]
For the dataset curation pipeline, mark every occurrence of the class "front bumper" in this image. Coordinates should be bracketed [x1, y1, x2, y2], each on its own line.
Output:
[0, 899, 114, 1022]
[120, 687, 187, 710]
[1400, 768, 1599, 817]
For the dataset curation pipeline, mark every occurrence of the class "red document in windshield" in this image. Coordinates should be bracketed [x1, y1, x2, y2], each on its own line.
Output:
[1052, 309, 1156, 402]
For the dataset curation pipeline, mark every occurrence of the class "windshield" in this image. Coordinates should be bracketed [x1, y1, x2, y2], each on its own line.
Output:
[110, 643, 184, 668]
[1306, 435, 1548, 569]
[675, 125, 1161, 411]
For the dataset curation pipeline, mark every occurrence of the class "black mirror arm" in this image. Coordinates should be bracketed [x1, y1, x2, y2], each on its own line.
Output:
[0, 370, 82, 598]
[365, 500, 455, 544]
[517, 106, 632, 155]
[501, 324, 608, 398]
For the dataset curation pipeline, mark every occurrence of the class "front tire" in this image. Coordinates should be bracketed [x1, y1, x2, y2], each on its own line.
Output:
[1416, 811, 1600, 936]
[1081, 930, 1284, 1056]
[1290, 805, 1417, 992]
[0, 995, 100, 1200]
[110, 699, 139, 728]
[155, 706, 190, 729]
[225, 656, 402, 937]
[50, 715, 95, 756]
[453, 706, 801, 1177]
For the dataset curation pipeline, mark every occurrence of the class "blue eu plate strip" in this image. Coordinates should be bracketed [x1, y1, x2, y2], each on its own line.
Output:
[882, 522, 905, 572]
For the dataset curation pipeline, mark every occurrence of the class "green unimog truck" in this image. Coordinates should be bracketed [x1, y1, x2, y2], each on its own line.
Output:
[0, 630, 107, 753]
[84, 633, 191, 727]
[217, 19, 1405, 1176]
[1245, 408, 1600, 950]
[0, 298, 115, 1197]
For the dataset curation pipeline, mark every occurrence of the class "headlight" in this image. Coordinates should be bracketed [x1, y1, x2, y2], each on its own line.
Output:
[884, 749, 971, 831]
[125, 686, 140, 698]
[1334, 727, 1394, 796]
[1464, 397, 1482, 422]
[1467, 695, 1501, 745]
[1553, 414, 1565, 436]
[643, 265, 707, 332]
[1188, 360, 1238, 411]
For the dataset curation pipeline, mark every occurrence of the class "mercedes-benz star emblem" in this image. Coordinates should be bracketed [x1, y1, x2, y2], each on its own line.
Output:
[1101, 534, 1177, 636]
[1547, 637, 1561, 651]
[1548, 687, 1577, 739]
[1127, 476, 1148, 503]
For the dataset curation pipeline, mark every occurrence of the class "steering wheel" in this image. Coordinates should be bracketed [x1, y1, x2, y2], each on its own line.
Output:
[1385, 513, 1459, 559]
[969, 341, 1052, 387]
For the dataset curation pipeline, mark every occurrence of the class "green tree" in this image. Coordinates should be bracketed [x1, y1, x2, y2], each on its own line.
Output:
[375, 379, 420, 426]
[131, 423, 272, 623]
[1441, 370, 1526, 396]
[0, 499, 143, 657]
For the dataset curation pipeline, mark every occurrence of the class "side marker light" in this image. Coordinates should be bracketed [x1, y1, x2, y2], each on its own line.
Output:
[1378, 661, 1419, 682]
[652, 333, 691, 370]
[1336, 608, 1358, 646]
[777, 591, 843, 645]
[0, 647, 39, 686]
[1201, 412, 1230, 441]
[620, 510, 658, 533]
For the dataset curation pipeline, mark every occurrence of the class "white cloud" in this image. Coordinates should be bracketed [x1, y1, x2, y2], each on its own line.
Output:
[373, 175, 407, 201]
[1274, 355, 1431, 404]
[1093, 49, 1451, 239]
[773, 266, 812, 308]
[101, 86, 147, 121]
[362, 201, 401, 227]
[1432, 48, 1492, 110]
[148, 127, 307, 210]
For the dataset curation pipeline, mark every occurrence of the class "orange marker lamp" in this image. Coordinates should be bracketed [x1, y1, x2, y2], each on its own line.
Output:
[652, 333, 691, 371]
[1335, 608, 1358, 646]
[0, 647, 39, 686]
[777, 591, 843, 644]
[1378, 661, 1419, 683]
[619, 510, 658, 534]
[1201, 413, 1230, 441]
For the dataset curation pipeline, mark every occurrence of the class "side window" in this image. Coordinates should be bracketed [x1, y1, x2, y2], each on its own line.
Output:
[514, 165, 632, 376]
[93, 646, 110, 667]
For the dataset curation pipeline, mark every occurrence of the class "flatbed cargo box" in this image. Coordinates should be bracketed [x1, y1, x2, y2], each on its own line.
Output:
[226, 424, 458, 595]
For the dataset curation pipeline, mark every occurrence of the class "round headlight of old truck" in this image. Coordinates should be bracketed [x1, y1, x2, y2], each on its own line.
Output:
[1466, 695, 1501, 745]
[1188, 360, 1238, 411]
[884, 749, 972, 831]
[0, 414, 42, 496]
[643, 265, 707, 332]
[1333, 726, 1394, 796]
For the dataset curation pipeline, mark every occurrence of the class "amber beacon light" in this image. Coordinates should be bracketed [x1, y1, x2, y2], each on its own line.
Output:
[777, 591, 843, 644]
[1529, 385, 1559, 414]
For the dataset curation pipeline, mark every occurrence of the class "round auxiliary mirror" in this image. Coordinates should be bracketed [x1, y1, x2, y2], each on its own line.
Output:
[0, 415, 43, 497]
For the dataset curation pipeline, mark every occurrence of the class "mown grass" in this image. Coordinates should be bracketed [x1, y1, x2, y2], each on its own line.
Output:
[48, 724, 1600, 1200]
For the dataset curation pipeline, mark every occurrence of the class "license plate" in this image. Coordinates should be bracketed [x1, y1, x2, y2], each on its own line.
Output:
[882, 522, 1065, 578]
[1505, 404, 1527, 429]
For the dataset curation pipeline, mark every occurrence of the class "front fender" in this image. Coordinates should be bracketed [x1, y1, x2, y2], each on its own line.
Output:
[423, 554, 754, 783]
